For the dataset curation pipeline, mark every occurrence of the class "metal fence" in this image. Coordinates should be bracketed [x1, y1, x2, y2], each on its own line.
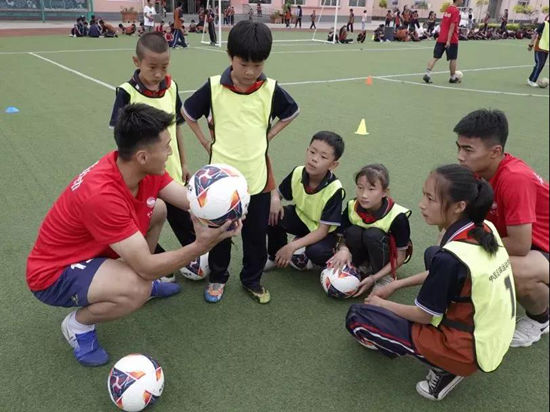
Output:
[0, 0, 91, 21]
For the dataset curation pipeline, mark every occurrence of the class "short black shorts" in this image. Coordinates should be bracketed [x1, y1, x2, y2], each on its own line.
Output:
[433, 42, 458, 61]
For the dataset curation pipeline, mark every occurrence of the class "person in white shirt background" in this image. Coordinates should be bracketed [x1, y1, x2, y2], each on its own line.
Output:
[361, 10, 367, 31]
[143, 0, 157, 32]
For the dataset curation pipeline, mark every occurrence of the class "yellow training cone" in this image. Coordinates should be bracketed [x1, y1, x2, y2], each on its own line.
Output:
[354, 118, 369, 135]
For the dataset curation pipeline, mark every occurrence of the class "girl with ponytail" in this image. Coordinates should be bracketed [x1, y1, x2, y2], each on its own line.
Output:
[431, 164, 498, 255]
[345, 164, 516, 401]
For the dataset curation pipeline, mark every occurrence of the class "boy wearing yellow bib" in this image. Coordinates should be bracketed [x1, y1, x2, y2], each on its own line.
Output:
[346, 165, 515, 401]
[267, 132, 345, 270]
[109, 33, 194, 282]
[183, 21, 299, 303]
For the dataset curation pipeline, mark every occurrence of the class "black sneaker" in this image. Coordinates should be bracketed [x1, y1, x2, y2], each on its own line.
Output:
[423, 74, 432, 84]
[449, 77, 461, 84]
[416, 368, 464, 400]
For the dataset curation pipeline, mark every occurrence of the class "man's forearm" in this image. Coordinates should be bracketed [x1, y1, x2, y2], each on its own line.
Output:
[136, 242, 205, 280]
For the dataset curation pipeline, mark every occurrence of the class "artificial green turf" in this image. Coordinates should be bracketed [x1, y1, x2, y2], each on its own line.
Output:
[0, 32, 548, 411]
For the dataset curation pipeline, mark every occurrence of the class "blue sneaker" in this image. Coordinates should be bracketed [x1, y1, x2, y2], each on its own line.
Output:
[150, 279, 181, 299]
[204, 282, 226, 303]
[61, 314, 109, 367]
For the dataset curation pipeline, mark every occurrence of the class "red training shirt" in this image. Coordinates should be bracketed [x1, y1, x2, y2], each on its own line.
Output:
[486, 153, 549, 253]
[438, 5, 460, 44]
[26, 151, 172, 291]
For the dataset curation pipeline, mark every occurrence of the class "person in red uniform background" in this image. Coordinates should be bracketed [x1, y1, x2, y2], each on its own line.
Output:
[423, 0, 463, 84]
[454, 108, 549, 348]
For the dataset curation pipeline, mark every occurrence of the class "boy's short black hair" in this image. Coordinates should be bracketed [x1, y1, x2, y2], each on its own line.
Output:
[453, 109, 508, 149]
[136, 32, 169, 59]
[310, 131, 345, 160]
[227, 21, 272, 62]
[114, 103, 175, 160]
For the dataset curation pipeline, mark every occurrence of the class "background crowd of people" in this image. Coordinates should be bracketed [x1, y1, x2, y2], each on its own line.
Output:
[70, 14, 119, 37]
[69, 2, 222, 47]
[69, 3, 543, 47]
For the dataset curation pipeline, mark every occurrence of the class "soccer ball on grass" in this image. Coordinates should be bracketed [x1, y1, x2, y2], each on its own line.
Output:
[179, 252, 210, 280]
[320, 264, 362, 298]
[108, 354, 164, 412]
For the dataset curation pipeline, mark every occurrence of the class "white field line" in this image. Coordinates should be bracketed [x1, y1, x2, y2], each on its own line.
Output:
[178, 64, 547, 95]
[375, 64, 533, 78]
[279, 76, 366, 86]
[194, 46, 226, 53]
[0, 48, 134, 55]
[272, 39, 313, 42]
[271, 46, 432, 54]
[209, 39, 353, 45]
[28, 52, 116, 91]
[375, 77, 549, 98]
[25, 52, 547, 99]
[2, 44, 431, 55]
[274, 64, 534, 86]
[203, 40, 322, 44]
[272, 42, 326, 47]
[2, 45, 222, 55]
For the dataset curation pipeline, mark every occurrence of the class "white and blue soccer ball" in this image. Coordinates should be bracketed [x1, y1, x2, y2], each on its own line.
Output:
[187, 164, 250, 227]
[320, 264, 362, 299]
[108, 354, 164, 412]
[179, 252, 210, 281]
[289, 247, 314, 271]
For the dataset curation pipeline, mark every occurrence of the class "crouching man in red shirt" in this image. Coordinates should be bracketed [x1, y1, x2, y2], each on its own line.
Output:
[26, 103, 241, 366]
[454, 109, 549, 348]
